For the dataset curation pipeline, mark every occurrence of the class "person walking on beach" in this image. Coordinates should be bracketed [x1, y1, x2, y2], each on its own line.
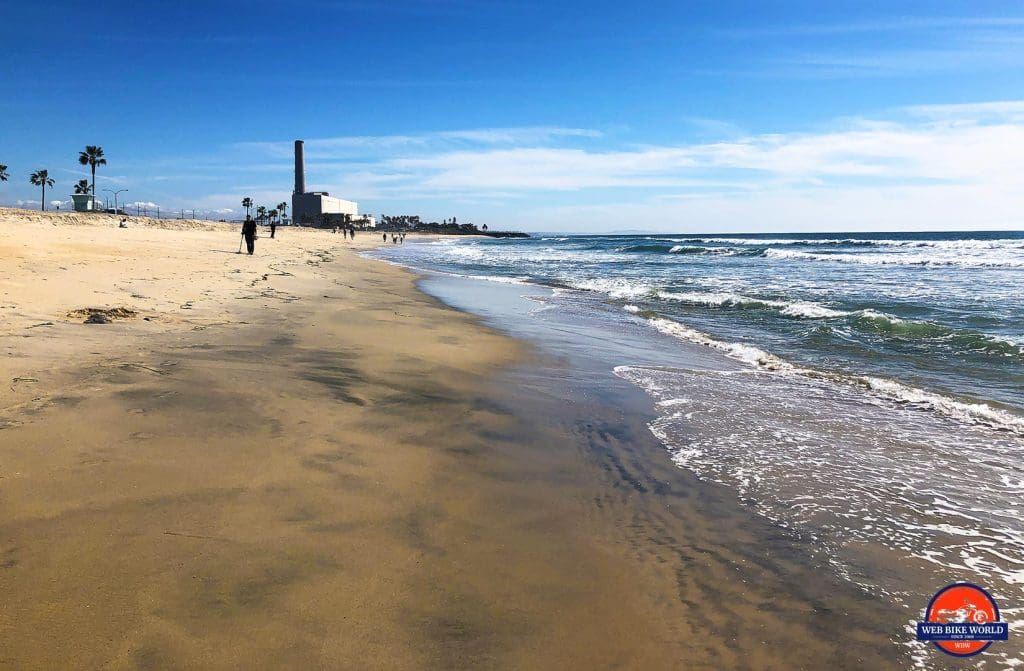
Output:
[349, 227, 356, 239]
[383, 233, 387, 242]
[270, 220, 277, 239]
[241, 216, 257, 255]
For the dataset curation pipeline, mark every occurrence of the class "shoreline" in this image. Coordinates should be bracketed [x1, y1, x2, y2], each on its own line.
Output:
[1, 211, 919, 668]
[372, 234, 1024, 671]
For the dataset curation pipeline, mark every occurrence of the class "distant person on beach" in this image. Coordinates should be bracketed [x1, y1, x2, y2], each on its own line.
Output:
[349, 227, 356, 239]
[241, 216, 257, 255]
[119, 217, 127, 228]
[383, 233, 387, 242]
[270, 221, 276, 239]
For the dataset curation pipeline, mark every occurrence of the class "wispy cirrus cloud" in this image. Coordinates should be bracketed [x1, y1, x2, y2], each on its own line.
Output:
[237, 126, 603, 160]
[716, 16, 1024, 79]
[718, 15, 1024, 37]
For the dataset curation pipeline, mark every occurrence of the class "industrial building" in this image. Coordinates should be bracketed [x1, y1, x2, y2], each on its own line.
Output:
[291, 139, 362, 226]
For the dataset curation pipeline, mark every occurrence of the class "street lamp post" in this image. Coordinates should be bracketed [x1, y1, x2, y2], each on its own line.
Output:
[102, 189, 128, 214]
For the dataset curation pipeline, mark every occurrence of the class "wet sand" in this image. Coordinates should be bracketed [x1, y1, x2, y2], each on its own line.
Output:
[1, 210, 913, 669]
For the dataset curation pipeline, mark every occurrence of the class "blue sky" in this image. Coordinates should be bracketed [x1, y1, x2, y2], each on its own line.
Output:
[3, 1, 1024, 232]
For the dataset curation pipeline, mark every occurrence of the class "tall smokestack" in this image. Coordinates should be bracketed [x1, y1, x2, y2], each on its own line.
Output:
[294, 140, 306, 194]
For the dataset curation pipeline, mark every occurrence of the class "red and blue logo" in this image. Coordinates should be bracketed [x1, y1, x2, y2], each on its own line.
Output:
[916, 582, 1009, 657]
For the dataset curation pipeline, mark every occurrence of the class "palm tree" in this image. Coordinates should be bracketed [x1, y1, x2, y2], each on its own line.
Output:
[30, 170, 55, 211]
[242, 197, 253, 218]
[0, 164, 8, 182]
[74, 179, 91, 195]
[256, 205, 266, 225]
[78, 146, 106, 194]
[277, 201, 287, 222]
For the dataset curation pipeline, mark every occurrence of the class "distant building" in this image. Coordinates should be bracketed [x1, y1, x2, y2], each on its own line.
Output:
[291, 139, 360, 226]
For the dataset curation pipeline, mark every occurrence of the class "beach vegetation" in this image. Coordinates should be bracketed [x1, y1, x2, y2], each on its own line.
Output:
[74, 179, 91, 195]
[77, 146, 106, 194]
[0, 164, 8, 182]
[29, 169, 55, 211]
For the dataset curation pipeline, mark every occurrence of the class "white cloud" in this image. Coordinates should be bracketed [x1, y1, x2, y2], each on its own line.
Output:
[327, 100, 1024, 231]
[527, 182, 1024, 233]
[332, 103, 1024, 201]
[904, 100, 1024, 122]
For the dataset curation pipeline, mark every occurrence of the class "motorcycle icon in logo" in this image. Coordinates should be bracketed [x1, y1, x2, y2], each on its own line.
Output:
[935, 599, 990, 625]
[916, 583, 1009, 658]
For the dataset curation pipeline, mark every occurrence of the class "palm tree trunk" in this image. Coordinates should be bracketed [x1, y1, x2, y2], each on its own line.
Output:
[41, 183, 46, 211]
[91, 164, 96, 195]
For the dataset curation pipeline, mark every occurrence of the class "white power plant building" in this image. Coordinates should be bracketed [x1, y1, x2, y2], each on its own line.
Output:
[291, 139, 361, 226]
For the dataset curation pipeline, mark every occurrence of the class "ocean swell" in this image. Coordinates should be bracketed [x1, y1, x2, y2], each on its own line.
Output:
[764, 248, 1024, 268]
[624, 309, 1024, 435]
[669, 237, 1024, 250]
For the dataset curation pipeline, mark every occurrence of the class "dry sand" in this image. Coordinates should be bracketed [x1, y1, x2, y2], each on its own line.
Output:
[0, 208, 910, 669]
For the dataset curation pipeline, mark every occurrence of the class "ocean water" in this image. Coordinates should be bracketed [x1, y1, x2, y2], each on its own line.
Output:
[372, 231, 1024, 668]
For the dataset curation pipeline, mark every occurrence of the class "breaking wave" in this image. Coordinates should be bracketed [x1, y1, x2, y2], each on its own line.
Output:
[590, 287, 1024, 355]
[764, 248, 1024, 268]
[625, 310, 1024, 435]
[668, 236, 1024, 250]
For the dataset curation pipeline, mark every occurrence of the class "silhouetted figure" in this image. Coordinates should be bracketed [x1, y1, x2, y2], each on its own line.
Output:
[270, 222, 277, 239]
[383, 233, 387, 242]
[349, 227, 356, 239]
[343, 228, 348, 240]
[241, 216, 257, 255]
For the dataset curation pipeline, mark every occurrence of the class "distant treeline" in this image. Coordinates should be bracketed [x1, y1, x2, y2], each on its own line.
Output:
[379, 215, 528, 238]
[413, 222, 528, 238]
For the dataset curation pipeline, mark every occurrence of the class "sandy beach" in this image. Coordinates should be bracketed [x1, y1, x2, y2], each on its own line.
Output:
[0, 208, 913, 670]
